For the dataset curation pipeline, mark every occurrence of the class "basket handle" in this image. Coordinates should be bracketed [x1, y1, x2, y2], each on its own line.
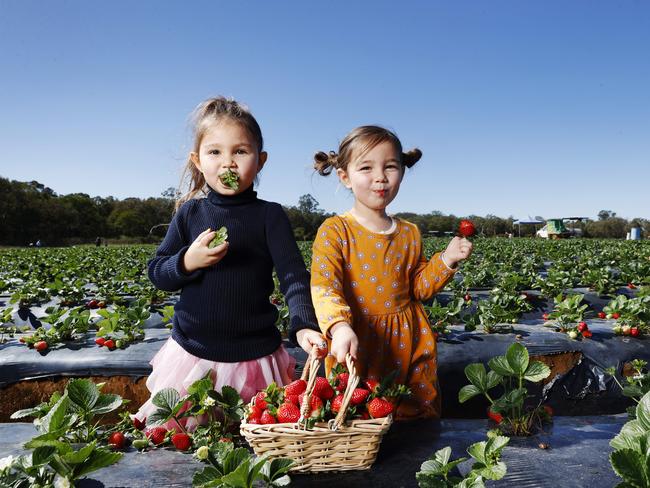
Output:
[330, 353, 359, 431]
[297, 346, 321, 427]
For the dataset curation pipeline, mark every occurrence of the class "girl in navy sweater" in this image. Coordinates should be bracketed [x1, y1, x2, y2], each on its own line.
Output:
[134, 97, 324, 429]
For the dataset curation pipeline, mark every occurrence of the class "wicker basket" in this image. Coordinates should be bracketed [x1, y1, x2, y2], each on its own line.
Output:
[240, 350, 392, 472]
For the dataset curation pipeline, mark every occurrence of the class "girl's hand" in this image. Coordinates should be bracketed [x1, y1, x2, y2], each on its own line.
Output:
[182, 228, 229, 273]
[442, 236, 473, 268]
[330, 322, 358, 364]
[296, 329, 328, 359]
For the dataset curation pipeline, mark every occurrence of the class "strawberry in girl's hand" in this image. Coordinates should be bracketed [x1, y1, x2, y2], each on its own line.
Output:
[367, 397, 393, 418]
[458, 220, 476, 238]
[312, 377, 334, 400]
[277, 402, 300, 423]
[284, 379, 307, 396]
[146, 427, 168, 445]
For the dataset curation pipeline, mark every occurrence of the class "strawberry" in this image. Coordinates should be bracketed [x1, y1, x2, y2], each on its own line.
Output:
[622, 325, 631, 335]
[350, 388, 370, 406]
[133, 417, 146, 430]
[171, 432, 192, 451]
[284, 379, 307, 396]
[630, 327, 640, 337]
[95, 337, 106, 346]
[577, 322, 588, 332]
[612, 313, 621, 319]
[34, 341, 48, 352]
[543, 405, 554, 417]
[598, 312, 607, 319]
[367, 397, 393, 419]
[542, 313, 550, 321]
[628, 283, 636, 289]
[87, 299, 99, 309]
[254, 392, 268, 410]
[146, 426, 168, 445]
[247, 417, 261, 424]
[458, 219, 476, 238]
[334, 373, 349, 392]
[104, 339, 115, 350]
[312, 377, 334, 400]
[582, 330, 593, 339]
[260, 410, 277, 424]
[285, 394, 300, 406]
[365, 379, 380, 394]
[487, 409, 503, 424]
[247, 405, 263, 421]
[219, 437, 232, 443]
[299, 394, 324, 418]
[108, 431, 126, 449]
[464, 294, 471, 302]
[331, 394, 345, 413]
[276, 402, 300, 423]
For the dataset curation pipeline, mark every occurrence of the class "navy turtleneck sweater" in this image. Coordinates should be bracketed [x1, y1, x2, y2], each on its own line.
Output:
[148, 185, 320, 362]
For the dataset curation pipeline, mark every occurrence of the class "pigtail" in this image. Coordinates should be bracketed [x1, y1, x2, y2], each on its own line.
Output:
[402, 148, 422, 168]
[314, 151, 339, 176]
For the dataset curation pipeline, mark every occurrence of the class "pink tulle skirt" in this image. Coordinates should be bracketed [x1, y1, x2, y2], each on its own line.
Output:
[133, 337, 295, 431]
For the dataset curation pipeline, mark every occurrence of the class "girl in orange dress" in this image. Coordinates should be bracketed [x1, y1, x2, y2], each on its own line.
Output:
[311, 126, 473, 420]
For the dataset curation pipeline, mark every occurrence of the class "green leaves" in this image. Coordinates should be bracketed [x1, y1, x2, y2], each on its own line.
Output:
[208, 226, 229, 249]
[610, 392, 650, 486]
[147, 387, 182, 426]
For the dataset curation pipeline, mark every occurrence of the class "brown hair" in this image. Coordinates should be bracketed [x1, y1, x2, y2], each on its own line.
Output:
[176, 97, 264, 210]
[314, 125, 422, 176]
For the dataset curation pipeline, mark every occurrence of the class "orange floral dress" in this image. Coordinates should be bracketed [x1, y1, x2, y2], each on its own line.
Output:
[311, 213, 456, 419]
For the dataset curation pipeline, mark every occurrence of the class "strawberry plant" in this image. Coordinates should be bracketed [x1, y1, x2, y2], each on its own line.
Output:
[605, 295, 650, 337]
[609, 390, 650, 487]
[21, 305, 93, 349]
[543, 293, 589, 337]
[95, 298, 150, 348]
[192, 441, 294, 488]
[424, 297, 465, 336]
[463, 300, 515, 334]
[416, 430, 509, 487]
[458, 342, 551, 436]
[605, 359, 650, 418]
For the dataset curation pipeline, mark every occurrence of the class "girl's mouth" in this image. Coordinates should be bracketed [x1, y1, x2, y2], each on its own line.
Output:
[374, 190, 386, 197]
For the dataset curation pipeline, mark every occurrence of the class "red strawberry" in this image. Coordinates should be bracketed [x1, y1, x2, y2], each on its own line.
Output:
[34, 341, 48, 352]
[260, 410, 277, 424]
[630, 327, 640, 337]
[284, 379, 307, 396]
[285, 394, 300, 406]
[598, 312, 607, 319]
[87, 299, 99, 309]
[350, 388, 370, 406]
[577, 322, 588, 332]
[542, 313, 550, 321]
[367, 397, 394, 418]
[146, 426, 168, 445]
[248, 405, 263, 421]
[360, 411, 370, 420]
[543, 405, 554, 417]
[108, 431, 126, 449]
[247, 417, 261, 425]
[612, 313, 621, 319]
[19, 337, 25, 343]
[458, 219, 476, 238]
[299, 394, 324, 418]
[312, 377, 334, 400]
[582, 330, 593, 339]
[276, 402, 300, 423]
[334, 373, 349, 392]
[331, 394, 345, 413]
[219, 437, 232, 443]
[628, 283, 636, 289]
[171, 432, 192, 451]
[254, 392, 268, 410]
[95, 337, 106, 346]
[104, 339, 115, 350]
[365, 379, 380, 394]
[487, 409, 503, 424]
[133, 417, 146, 430]
[464, 294, 471, 302]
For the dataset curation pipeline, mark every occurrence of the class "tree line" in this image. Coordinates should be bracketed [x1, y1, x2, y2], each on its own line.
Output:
[0, 177, 646, 246]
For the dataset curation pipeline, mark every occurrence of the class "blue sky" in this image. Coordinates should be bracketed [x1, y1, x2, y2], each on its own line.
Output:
[0, 1, 648, 220]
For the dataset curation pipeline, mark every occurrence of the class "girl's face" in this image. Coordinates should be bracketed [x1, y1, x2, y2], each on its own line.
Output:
[337, 140, 404, 212]
[191, 120, 267, 195]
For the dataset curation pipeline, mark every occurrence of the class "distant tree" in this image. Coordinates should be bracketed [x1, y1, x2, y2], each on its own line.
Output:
[598, 210, 616, 221]
[298, 194, 322, 214]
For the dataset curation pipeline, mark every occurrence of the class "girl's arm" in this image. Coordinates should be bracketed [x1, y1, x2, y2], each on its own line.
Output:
[409, 225, 458, 301]
[310, 218, 354, 338]
[147, 203, 205, 291]
[265, 203, 321, 345]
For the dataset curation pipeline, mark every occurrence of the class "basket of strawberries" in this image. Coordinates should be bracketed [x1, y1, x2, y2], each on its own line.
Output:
[240, 349, 401, 472]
